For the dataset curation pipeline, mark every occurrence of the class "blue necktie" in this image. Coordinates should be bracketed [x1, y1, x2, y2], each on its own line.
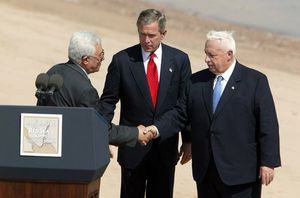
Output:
[213, 76, 223, 113]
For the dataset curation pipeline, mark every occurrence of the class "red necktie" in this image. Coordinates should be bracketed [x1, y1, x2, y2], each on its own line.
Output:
[147, 53, 158, 107]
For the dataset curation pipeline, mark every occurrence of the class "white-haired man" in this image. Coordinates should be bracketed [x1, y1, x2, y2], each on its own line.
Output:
[152, 30, 281, 197]
[41, 31, 152, 146]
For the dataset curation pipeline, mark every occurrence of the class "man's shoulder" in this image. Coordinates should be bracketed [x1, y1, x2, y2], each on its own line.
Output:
[236, 61, 267, 79]
[47, 62, 78, 77]
[47, 61, 88, 82]
[190, 68, 213, 83]
[162, 43, 187, 56]
[115, 44, 140, 56]
[47, 63, 65, 75]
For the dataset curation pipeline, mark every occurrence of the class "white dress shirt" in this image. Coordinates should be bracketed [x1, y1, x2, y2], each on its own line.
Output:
[141, 44, 162, 82]
[213, 59, 236, 94]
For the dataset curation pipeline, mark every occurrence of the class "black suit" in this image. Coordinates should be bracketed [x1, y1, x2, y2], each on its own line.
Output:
[156, 61, 281, 197]
[41, 60, 138, 147]
[100, 43, 191, 198]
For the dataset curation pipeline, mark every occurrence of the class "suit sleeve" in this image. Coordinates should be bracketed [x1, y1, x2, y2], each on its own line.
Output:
[255, 74, 281, 167]
[108, 123, 138, 147]
[78, 88, 99, 108]
[155, 80, 190, 142]
[177, 53, 192, 142]
[99, 55, 121, 122]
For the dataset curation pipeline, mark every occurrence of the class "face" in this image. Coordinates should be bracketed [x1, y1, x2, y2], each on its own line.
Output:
[81, 44, 105, 74]
[204, 40, 233, 75]
[138, 22, 166, 52]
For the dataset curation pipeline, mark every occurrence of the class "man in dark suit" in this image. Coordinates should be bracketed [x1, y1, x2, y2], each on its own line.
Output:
[40, 31, 152, 147]
[99, 9, 192, 198]
[152, 30, 281, 198]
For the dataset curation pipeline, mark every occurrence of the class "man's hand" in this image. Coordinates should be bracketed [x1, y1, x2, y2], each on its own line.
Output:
[137, 125, 154, 146]
[144, 125, 158, 138]
[259, 166, 275, 186]
[178, 142, 192, 164]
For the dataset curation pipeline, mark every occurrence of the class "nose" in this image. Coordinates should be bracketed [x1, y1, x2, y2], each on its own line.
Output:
[205, 55, 210, 63]
[145, 35, 151, 43]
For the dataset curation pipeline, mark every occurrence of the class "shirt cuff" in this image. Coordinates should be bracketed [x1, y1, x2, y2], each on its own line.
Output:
[152, 125, 160, 138]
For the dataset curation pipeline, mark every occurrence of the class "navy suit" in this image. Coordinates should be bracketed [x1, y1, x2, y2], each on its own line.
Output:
[156, 61, 281, 196]
[100, 43, 191, 198]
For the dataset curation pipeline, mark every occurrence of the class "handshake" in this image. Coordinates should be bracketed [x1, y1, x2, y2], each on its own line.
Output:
[137, 125, 158, 146]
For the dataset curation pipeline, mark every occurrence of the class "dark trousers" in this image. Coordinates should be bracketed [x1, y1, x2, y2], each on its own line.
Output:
[120, 151, 175, 198]
[197, 158, 261, 198]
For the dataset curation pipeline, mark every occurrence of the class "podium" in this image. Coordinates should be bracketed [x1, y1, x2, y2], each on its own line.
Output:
[0, 105, 110, 198]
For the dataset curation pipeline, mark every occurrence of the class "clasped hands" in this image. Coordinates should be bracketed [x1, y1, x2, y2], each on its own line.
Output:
[137, 125, 192, 164]
[137, 125, 157, 145]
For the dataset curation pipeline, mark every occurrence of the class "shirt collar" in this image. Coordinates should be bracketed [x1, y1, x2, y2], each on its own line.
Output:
[75, 61, 89, 77]
[216, 59, 236, 82]
[141, 44, 162, 61]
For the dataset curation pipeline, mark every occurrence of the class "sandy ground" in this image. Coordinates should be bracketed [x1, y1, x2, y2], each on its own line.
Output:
[0, 0, 300, 197]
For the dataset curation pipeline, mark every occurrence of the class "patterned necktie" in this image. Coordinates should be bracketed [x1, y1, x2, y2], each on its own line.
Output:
[146, 53, 158, 107]
[212, 76, 223, 113]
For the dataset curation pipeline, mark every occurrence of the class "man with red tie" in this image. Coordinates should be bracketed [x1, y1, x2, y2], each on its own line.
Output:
[99, 9, 192, 198]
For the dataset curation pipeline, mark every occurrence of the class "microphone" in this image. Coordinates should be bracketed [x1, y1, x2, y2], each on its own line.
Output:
[46, 74, 63, 95]
[35, 73, 49, 99]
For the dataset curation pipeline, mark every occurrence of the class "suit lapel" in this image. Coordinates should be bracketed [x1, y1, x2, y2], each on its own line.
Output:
[213, 62, 242, 117]
[129, 47, 154, 111]
[155, 45, 173, 111]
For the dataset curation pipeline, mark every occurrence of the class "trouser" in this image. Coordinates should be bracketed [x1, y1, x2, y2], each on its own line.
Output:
[120, 152, 176, 198]
[197, 158, 261, 198]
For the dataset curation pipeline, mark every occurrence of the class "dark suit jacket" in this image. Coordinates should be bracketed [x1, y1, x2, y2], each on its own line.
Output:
[156, 61, 281, 185]
[99, 43, 192, 168]
[41, 60, 138, 147]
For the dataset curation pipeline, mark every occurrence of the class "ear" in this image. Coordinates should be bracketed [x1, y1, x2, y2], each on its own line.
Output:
[161, 30, 167, 40]
[227, 50, 234, 59]
[81, 56, 89, 65]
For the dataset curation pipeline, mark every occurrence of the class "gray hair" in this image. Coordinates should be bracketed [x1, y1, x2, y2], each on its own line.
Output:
[68, 32, 102, 64]
[136, 9, 166, 33]
[206, 30, 236, 55]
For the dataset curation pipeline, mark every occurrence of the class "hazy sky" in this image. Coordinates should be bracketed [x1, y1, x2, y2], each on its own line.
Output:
[143, 0, 300, 37]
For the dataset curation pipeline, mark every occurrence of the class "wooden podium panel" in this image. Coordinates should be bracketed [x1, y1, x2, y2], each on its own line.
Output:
[0, 178, 100, 198]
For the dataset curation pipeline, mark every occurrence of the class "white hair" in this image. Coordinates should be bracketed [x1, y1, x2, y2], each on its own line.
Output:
[68, 31, 102, 64]
[206, 30, 236, 55]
